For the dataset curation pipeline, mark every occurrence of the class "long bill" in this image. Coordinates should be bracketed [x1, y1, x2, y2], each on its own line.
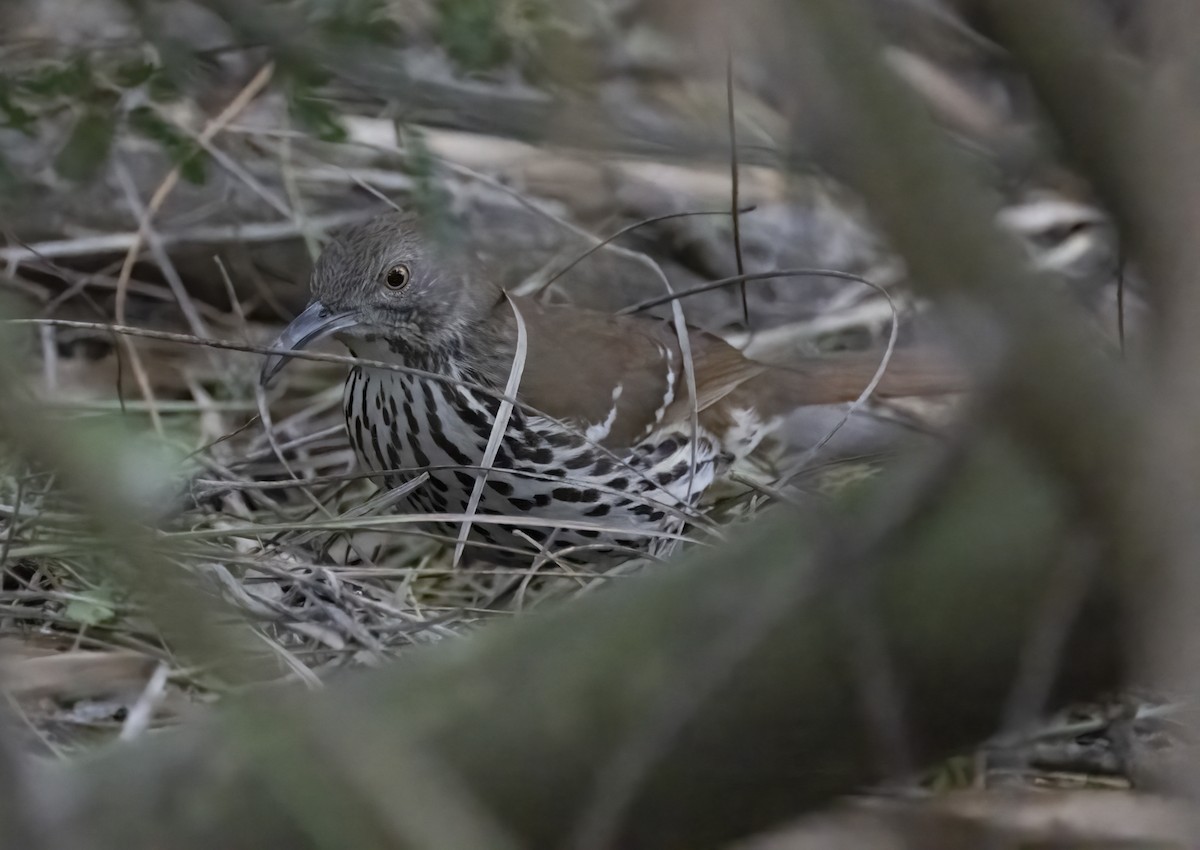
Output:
[259, 301, 360, 385]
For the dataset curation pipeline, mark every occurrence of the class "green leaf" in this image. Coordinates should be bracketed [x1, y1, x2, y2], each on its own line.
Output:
[0, 81, 36, 134]
[147, 69, 183, 102]
[923, 754, 976, 792]
[64, 586, 118, 626]
[19, 56, 93, 98]
[311, 0, 400, 43]
[128, 107, 208, 185]
[114, 58, 158, 89]
[286, 84, 347, 143]
[436, 0, 511, 70]
[404, 126, 452, 240]
[55, 109, 116, 182]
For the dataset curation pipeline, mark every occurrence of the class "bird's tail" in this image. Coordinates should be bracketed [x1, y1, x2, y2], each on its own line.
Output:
[739, 346, 969, 420]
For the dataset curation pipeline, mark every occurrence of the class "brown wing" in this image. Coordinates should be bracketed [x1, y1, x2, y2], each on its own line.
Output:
[504, 295, 690, 448]
[499, 295, 965, 450]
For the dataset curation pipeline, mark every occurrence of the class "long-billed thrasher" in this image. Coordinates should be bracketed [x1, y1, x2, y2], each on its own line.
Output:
[261, 212, 964, 565]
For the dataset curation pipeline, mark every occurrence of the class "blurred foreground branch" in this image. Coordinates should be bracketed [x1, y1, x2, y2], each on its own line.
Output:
[38, 439, 1121, 850]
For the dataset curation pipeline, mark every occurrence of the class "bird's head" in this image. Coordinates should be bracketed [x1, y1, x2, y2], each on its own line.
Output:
[261, 211, 498, 384]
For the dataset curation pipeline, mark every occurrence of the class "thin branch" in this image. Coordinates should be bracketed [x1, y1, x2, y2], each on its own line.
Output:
[621, 267, 884, 314]
[531, 207, 756, 298]
[726, 41, 750, 327]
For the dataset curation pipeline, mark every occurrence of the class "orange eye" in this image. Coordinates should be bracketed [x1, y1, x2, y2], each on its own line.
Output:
[385, 264, 411, 290]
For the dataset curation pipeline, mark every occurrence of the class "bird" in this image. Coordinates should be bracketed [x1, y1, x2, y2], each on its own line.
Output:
[261, 211, 964, 566]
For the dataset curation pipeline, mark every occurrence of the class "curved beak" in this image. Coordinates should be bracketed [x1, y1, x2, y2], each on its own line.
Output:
[260, 301, 361, 386]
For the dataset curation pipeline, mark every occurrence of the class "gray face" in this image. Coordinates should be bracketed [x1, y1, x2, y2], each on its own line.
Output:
[261, 212, 496, 384]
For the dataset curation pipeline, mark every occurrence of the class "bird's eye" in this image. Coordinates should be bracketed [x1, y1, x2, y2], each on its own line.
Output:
[385, 264, 411, 290]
